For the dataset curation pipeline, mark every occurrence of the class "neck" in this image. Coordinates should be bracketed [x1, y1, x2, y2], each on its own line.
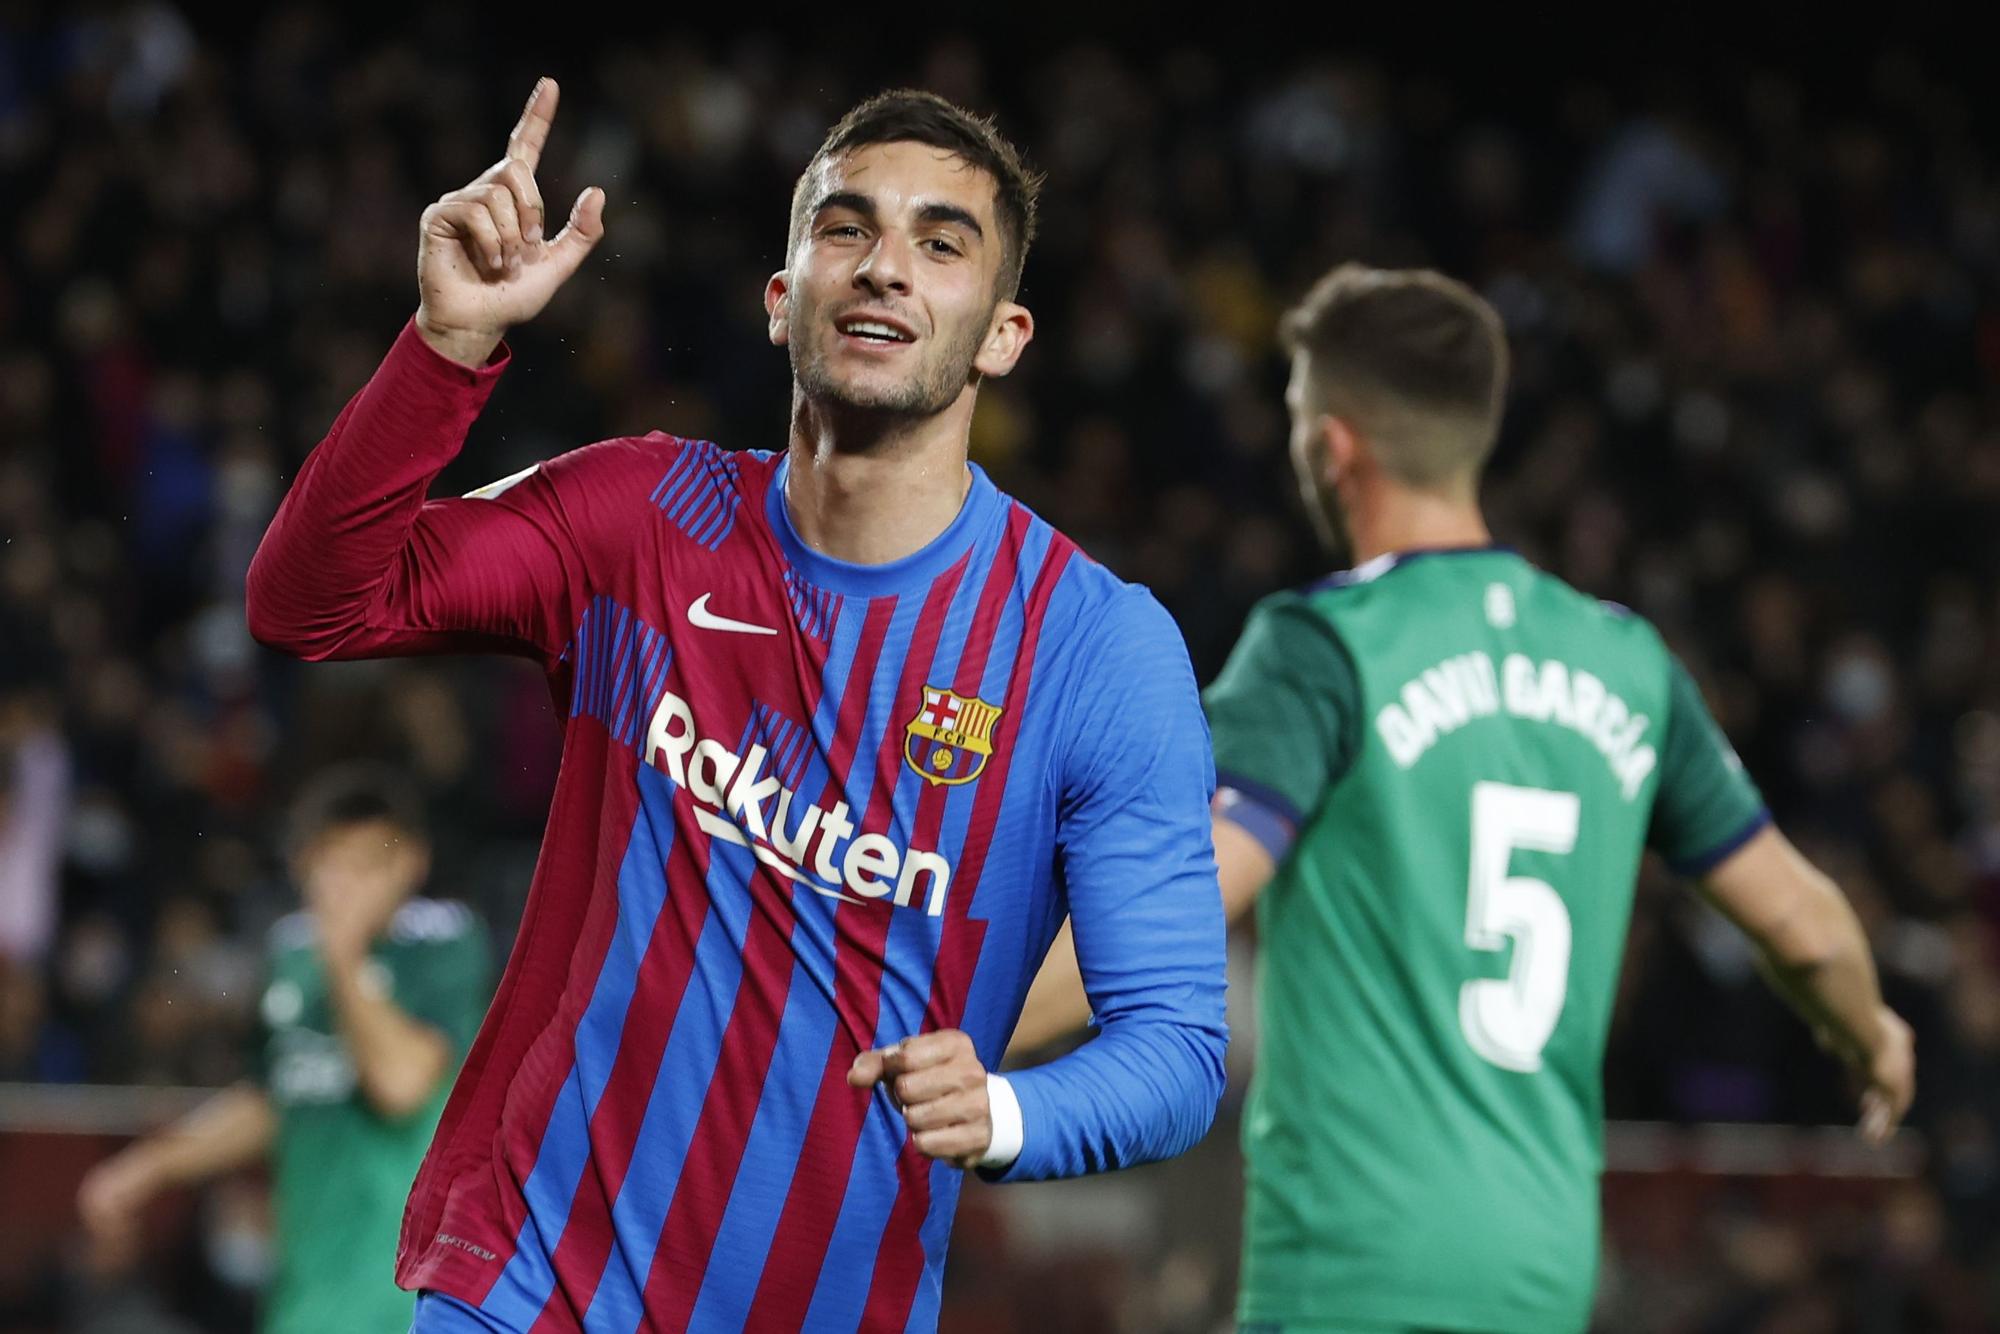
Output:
[1344, 479, 1492, 567]
[783, 387, 975, 565]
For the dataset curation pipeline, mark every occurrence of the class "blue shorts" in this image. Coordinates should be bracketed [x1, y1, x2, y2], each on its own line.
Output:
[409, 1291, 522, 1333]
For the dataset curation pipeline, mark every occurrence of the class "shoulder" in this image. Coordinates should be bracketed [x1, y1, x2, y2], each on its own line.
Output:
[387, 897, 479, 946]
[1206, 588, 1357, 715]
[477, 436, 781, 560]
[641, 440, 780, 551]
[985, 504, 1194, 691]
[1052, 582, 1202, 755]
[1283, 553, 1429, 631]
[1231, 583, 1358, 667]
[1044, 556, 1185, 665]
[1562, 580, 1674, 663]
[992, 491, 1154, 631]
[478, 435, 777, 505]
[459, 432, 665, 498]
[1521, 569, 1679, 697]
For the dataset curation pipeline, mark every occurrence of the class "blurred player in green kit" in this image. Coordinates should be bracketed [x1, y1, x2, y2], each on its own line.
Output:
[1010, 264, 1916, 1332]
[78, 765, 492, 1333]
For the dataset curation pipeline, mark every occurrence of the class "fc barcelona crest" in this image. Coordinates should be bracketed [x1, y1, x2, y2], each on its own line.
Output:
[904, 686, 1003, 787]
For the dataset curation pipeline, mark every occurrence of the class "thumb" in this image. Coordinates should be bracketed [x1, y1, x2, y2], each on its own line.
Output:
[1859, 1088, 1891, 1144]
[547, 186, 607, 273]
[847, 1047, 887, 1089]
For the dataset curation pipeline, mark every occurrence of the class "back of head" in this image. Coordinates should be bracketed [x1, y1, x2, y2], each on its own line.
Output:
[788, 89, 1043, 302]
[1281, 264, 1510, 492]
[284, 761, 428, 862]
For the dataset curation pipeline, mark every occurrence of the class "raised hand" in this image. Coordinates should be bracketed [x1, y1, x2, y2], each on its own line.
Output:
[415, 77, 605, 367]
[304, 858, 405, 963]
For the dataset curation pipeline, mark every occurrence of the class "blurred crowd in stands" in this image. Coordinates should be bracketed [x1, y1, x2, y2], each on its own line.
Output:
[1, 5, 1997, 1330]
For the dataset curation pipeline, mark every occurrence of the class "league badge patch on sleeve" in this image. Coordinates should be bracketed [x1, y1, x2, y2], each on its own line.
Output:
[904, 686, 1003, 786]
[462, 462, 541, 500]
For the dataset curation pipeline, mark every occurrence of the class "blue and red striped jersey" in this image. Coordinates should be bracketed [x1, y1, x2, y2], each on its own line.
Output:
[245, 320, 1228, 1333]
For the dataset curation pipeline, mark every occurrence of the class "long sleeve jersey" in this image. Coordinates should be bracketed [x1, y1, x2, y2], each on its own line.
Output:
[244, 320, 1228, 1333]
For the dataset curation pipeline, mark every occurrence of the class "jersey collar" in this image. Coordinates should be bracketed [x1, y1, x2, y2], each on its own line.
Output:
[767, 454, 1003, 598]
[1315, 543, 1518, 590]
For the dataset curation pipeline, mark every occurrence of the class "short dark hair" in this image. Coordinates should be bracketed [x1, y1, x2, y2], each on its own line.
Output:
[1281, 264, 1510, 488]
[789, 89, 1042, 301]
[284, 762, 428, 859]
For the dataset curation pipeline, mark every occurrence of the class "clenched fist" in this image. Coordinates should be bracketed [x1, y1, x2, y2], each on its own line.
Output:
[415, 77, 605, 368]
[848, 1030, 995, 1169]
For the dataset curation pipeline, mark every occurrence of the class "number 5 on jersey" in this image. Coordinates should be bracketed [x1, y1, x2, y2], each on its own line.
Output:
[1460, 781, 1581, 1073]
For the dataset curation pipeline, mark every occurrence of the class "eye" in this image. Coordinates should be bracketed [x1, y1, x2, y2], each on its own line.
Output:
[821, 223, 865, 240]
[923, 237, 963, 258]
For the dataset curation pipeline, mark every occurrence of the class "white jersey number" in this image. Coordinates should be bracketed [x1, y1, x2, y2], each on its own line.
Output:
[1459, 781, 1580, 1072]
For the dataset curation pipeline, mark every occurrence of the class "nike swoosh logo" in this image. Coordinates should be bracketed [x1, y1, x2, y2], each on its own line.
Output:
[688, 593, 778, 636]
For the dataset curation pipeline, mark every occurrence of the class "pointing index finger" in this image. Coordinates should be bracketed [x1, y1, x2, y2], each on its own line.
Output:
[507, 77, 560, 171]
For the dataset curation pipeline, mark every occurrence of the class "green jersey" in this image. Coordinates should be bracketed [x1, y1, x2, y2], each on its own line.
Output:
[254, 898, 491, 1334]
[1208, 549, 1766, 1334]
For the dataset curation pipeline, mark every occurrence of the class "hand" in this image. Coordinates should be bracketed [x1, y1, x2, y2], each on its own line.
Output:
[305, 862, 405, 963]
[847, 1030, 992, 1169]
[77, 1150, 162, 1249]
[1855, 1005, 1916, 1145]
[415, 77, 606, 366]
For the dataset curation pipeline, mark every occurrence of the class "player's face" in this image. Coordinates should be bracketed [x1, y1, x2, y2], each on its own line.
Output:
[1287, 354, 1350, 555]
[772, 142, 1027, 419]
[294, 820, 427, 914]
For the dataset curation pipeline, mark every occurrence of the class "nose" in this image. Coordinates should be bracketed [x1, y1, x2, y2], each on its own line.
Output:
[852, 232, 912, 296]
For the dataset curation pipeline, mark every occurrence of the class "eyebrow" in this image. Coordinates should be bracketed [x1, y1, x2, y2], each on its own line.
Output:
[914, 202, 984, 242]
[811, 192, 985, 244]
[811, 190, 876, 222]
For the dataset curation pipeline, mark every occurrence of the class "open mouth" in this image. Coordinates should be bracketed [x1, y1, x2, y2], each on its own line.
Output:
[835, 315, 917, 346]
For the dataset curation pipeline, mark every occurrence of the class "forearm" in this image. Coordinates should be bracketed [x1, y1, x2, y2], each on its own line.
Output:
[1751, 894, 1887, 1067]
[322, 947, 451, 1119]
[991, 878, 1228, 1181]
[988, 1007, 1226, 1180]
[1701, 827, 1890, 1065]
[244, 319, 503, 659]
[126, 1084, 275, 1187]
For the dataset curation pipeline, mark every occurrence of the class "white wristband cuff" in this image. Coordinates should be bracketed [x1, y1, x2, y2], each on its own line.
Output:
[977, 1074, 1024, 1170]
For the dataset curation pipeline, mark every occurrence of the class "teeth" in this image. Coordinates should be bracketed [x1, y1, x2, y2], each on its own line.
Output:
[844, 321, 907, 341]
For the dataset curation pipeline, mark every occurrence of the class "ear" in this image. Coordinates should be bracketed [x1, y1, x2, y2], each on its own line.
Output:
[972, 301, 1035, 378]
[764, 271, 791, 347]
[1321, 415, 1363, 488]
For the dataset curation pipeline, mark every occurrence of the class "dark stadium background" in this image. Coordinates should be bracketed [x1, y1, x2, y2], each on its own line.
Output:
[2, 5, 1996, 1330]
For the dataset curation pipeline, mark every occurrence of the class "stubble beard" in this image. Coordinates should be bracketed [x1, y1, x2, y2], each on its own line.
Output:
[790, 299, 991, 427]
[1314, 477, 1354, 565]
[1296, 437, 1354, 564]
